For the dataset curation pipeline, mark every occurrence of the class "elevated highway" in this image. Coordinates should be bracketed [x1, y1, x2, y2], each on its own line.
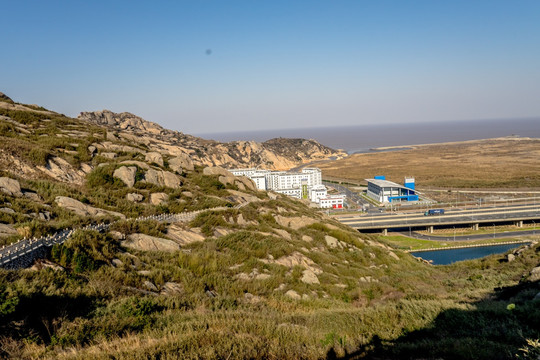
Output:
[334, 204, 540, 234]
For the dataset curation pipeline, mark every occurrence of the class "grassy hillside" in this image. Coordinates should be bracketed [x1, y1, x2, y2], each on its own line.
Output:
[0, 97, 539, 359]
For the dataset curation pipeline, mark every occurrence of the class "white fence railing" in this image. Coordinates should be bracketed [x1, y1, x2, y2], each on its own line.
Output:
[0, 205, 238, 268]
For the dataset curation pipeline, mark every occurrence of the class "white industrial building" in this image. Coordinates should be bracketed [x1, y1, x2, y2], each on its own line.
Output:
[228, 167, 340, 207]
[366, 176, 419, 204]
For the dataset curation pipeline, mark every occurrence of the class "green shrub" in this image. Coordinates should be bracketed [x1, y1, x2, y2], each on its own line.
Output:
[110, 219, 167, 237]
[86, 165, 124, 189]
[26, 147, 50, 166]
[50, 230, 117, 272]
[0, 285, 19, 318]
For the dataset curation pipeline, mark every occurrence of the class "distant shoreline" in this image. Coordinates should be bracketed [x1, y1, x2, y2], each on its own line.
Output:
[369, 135, 537, 152]
[195, 118, 540, 154]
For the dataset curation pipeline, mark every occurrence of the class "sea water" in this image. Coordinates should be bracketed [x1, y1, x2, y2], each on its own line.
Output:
[196, 118, 540, 154]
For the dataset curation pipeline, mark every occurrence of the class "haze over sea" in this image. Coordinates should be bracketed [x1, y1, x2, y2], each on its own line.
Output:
[197, 118, 540, 154]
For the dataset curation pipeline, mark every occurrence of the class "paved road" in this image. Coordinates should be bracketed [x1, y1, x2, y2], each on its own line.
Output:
[336, 204, 540, 229]
[323, 180, 371, 209]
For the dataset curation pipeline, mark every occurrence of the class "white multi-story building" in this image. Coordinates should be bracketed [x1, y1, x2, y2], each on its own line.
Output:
[229, 168, 323, 191]
[274, 188, 302, 199]
[302, 168, 322, 187]
[229, 168, 270, 190]
[228, 167, 343, 207]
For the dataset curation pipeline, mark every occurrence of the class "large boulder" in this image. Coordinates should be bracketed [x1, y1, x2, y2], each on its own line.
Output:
[217, 175, 256, 192]
[166, 224, 206, 245]
[203, 166, 234, 177]
[120, 160, 150, 169]
[169, 153, 194, 173]
[0, 177, 23, 197]
[325, 235, 341, 249]
[145, 152, 164, 167]
[126, 193, 144, 202]
[301, 269, 320, 284]
[150, 192, 168, 205]
[113, 166, 137, 187]
[274, 215, 318, 230]
[285, 290, 301, 300]
[530, 266, 540, 282]
[235, 176, 257, 191]
[55, 196, 126, 219]
[226, 190, 260, 205]
[122, 233, 180, 252]
[0, 223, 17, 238]
[144, 169, 181, 188]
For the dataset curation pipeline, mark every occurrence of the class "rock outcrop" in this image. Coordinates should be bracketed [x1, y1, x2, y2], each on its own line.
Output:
[126, 193, 144, 202]
[122, 233, 180, 252]
[55, 196, 126, 219]
[0, 223, 17, 237]
[78, 110, 346, 171]
[144, 169, 181, 188]
[79, 110, 164, 135]
[203, 166, 256, 191]
[113, 166, 137, 187]
[150, 192, 168, 205]
[203, 166, 233, 177]
[530, 266, 540, 282]
[145, 152, 164, 167]
[169, 153, 194, 173]
[0, 177, 22, 197]
[166, 224, 206, 245]
[0, 92, 13, 102]
[36, 157, 86, 185]
[275, 215, 318, 230]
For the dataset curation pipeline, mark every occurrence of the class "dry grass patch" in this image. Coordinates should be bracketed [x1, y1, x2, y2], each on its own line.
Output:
[319, 138, 540, 189]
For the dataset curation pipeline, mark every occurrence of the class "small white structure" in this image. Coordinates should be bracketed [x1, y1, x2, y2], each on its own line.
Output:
[310, 185, 328, 203]
[319, 195, 346, 209]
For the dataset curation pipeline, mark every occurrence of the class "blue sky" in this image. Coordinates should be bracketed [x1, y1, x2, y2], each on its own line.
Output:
[2, 0, 540, 134]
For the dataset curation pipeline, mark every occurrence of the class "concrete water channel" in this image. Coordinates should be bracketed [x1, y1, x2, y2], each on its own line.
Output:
[410, 241, 532, 265]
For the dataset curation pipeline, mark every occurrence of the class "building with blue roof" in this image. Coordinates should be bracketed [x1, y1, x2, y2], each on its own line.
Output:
[366, 176, 419, 203]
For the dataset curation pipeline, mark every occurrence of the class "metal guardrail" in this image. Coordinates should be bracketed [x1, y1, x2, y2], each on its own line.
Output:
[0, 204, 240, 269]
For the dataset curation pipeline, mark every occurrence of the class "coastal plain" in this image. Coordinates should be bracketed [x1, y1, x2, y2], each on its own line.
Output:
[319, 137, 540, 189]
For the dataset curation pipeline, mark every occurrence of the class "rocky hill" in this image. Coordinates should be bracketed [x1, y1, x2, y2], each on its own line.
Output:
[78, 110, 346, 170]
[0, 93, 538, 360]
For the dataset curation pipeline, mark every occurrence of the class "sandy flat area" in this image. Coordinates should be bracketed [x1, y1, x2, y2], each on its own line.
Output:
[318, 137, 540, 189]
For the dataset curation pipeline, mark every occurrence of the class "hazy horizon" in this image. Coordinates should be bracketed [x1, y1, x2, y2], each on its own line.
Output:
[2, 1, 540, 134]
[196, 117, 540, 153]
